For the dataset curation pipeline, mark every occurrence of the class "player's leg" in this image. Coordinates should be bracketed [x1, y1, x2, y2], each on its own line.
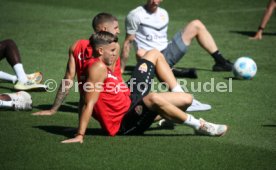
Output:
[181, 20, 232, 71]
[0, 94, 13, 109]
[155, 92, 193, 111]
[143, 92, 228, 136]
[119, 93, 193, 135]
[128, 50, 183, 96]
[0, 39, 44, 88]
[0, 71, 17, 83]
[129, 51, 210, 131]
[0, 40, 19, 83]
[140, 49, 211, 111]
[0, 39, 28, 83]
[159, 31, 198, 78]
[140, 49, 180, 90]
[182, 20, 217, 53]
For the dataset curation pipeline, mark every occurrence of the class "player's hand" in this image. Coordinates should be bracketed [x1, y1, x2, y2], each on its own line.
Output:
[61, 135, 84, 144]
[32, 109, 56, 116]
[249, 32, 262, 40]
[249, 36, 262, 40]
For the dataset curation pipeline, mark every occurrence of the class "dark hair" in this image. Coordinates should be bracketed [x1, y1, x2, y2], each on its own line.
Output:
[92, 12, 118, 32]
[90, 31, 118, 56]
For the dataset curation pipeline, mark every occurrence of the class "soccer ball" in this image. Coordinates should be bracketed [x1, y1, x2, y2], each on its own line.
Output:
[233, 57, 257, 79]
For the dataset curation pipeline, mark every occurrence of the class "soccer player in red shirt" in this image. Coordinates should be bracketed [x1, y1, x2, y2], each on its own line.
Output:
[62, 31, 228, 144]
[33, 13, 120, 116]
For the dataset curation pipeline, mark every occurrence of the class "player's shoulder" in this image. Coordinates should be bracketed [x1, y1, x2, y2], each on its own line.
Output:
[71, 39, 89, 51]
[128, 6, 145, 18]
[159, 6, 167, 13]
[157, 7, 168, 16]
[89, 60, 108, 75]
[74, 39, 89, 47]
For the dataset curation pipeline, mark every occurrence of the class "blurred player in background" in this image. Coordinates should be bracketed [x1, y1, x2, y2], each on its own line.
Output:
[121, 0, 233, 78]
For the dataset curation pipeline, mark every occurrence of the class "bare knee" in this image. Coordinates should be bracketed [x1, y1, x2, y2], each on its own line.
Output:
[182, 19, 207, 45]
[174, 93, 193, 110]
[136, 49, 147, 59]
[144, 92, 165, 109]
[187, 19, 206, 31]
[182, 93, 193, 106]
[141, 49, 161, 64]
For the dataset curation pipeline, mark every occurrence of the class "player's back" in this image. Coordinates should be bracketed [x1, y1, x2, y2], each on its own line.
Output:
[72, 39, 94, 93]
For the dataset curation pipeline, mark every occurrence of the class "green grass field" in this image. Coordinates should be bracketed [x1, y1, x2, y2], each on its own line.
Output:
[0, 0, 276, 169]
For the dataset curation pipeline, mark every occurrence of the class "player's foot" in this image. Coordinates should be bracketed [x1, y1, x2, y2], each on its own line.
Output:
[172, 68, 198, 78]
[27, 72, 43, 84]
[186, 99, 211, 112]
[5, 91, 32, 110]
[195, 118, 228, 136]
[212, 60, 233, 72]
[14, 81, 47, 91]
[157, 119, 175, 129]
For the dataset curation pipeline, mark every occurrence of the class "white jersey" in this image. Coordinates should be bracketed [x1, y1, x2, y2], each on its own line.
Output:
[126, 6, 169, 51]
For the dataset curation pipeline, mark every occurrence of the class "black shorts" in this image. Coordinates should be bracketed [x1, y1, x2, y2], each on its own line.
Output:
[119, 59, 157, 135]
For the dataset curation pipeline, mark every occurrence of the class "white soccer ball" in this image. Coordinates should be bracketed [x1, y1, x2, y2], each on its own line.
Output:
[233, 57, 257, 79]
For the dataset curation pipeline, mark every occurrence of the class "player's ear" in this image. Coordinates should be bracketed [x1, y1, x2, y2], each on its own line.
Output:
[98, 47, 104, 55]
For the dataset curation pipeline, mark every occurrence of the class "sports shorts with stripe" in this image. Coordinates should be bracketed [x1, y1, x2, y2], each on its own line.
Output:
[119, 59, 158, 135]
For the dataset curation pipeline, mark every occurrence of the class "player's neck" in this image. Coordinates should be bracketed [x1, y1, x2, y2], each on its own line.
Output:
[144, 4, 158, 14]
[99, 58, 114, 72]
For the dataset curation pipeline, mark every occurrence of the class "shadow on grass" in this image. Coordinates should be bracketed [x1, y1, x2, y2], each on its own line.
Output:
[0, 85, 48, 92]
[33, 125, 107, 137]
[262, 124, 276, 128]
[224, 76, 257, 81]
[224, 77, 241, 80]
[0, 85, 16, 91]
[33, 104, 78, 113]
[66, 101, 79, 107]
[229, 30, 276, 37]
[33, 125, 199, 137]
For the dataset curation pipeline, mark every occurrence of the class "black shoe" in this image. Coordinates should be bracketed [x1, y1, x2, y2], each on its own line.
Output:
[172, 68, 198, 78]
[212, 60, 233, 72]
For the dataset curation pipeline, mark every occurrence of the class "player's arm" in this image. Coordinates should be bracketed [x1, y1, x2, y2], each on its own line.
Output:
[120, 12, 140, 73]
[61, 62, 107, 144]
[121, 33, 135, 73]
[32, 43, 77, 116]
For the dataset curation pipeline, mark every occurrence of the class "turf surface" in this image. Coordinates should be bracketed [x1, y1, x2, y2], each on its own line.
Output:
[0, 0, 275, 169]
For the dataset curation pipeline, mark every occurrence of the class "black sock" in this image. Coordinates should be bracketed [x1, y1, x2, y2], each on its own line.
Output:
[211, 50, 226, 64]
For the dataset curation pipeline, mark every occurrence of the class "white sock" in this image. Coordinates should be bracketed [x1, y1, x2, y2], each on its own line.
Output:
[0, 71, 17, 83]
[13, 63, 28, 83]
[184, 114, 201, 130]
[0, 100, 13, 108]
[171, 84, 184, 92]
